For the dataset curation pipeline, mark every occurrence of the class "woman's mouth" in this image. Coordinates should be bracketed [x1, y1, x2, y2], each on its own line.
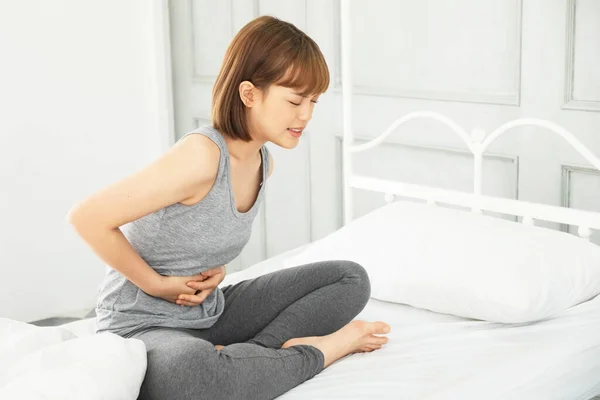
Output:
[288, 128, 303, 138]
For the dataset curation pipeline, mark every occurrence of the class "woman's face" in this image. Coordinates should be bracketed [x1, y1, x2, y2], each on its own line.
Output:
[246, 84, 320, 149]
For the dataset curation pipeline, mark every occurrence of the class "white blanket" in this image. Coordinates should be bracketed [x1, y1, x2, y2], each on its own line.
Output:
[0, 318, 146, 400]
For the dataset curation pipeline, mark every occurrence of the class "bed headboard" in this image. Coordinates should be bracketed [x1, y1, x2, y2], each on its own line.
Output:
[338, 0, 600, 240]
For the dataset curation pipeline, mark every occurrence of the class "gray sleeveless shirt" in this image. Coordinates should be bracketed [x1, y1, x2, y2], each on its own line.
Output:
[95, 126, 270, 337]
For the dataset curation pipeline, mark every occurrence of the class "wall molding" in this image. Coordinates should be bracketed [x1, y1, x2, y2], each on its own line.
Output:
[560, 164, 600, 232]
[562, 0, 600, 112]
[259, 196, 268, 260]
[304, 131, 314, 244]
[189, 0, 234, 84]
[189, 0, 274, 85]
[331, 0, 342, 90]
[332, 0, 523, 106]
[254, 0, 260, 17]
[335, 133, 520, 225]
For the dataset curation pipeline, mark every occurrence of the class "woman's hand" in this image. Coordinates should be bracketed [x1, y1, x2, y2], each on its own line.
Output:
[146, 273, 208, 304]
[176, 265, 226, 306]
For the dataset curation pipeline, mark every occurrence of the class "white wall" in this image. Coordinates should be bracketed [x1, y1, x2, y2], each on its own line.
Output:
[0, 0, 174, 322]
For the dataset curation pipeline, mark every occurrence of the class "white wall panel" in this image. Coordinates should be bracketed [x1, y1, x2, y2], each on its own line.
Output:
[339, 0, 522, 105]
[562, 165, 600, 245]
[191, 0, 233, 82]
[564, 0, 600, 111]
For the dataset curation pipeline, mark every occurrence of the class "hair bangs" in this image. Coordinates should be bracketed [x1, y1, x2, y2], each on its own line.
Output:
[275, 44, 330, 96]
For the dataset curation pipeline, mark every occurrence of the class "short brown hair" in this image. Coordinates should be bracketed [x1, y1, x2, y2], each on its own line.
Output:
[212, 16, 330, 141]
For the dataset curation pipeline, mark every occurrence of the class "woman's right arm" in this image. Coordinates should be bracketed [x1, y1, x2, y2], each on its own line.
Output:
[67, 134, 220, 298]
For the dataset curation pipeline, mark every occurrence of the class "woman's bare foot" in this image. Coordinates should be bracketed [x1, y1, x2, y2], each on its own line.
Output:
[281, 320, 391, 368]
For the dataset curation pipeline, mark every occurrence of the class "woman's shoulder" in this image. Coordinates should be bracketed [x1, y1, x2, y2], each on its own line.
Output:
[154, 129, 222, 190]
[175, 130, 221, 171]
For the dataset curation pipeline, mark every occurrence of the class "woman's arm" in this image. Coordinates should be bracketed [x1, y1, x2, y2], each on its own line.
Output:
[67, 134, 220, 297]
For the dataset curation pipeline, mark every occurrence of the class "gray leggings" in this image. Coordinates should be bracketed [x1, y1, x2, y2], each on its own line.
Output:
[132, 260, 371, 400]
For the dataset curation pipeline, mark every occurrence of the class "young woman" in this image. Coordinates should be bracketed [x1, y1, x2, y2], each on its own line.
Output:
[69, 15, 390, 400]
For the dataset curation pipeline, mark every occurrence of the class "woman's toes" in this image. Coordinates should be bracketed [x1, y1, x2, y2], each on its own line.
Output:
[370, 335, 389, 345]
[360, 344, 382, 352]
[368, 321, 391, 335]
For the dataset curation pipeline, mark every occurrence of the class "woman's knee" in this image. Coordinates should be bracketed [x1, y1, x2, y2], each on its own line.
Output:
[337, 260, 371, 305]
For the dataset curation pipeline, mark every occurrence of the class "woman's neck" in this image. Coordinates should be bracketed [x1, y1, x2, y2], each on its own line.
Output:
[223, 135, 265, 163]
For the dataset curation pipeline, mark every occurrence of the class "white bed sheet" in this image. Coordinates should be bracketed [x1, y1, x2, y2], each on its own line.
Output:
[280, 297, 600, 400]
[65, 246, 600, 399]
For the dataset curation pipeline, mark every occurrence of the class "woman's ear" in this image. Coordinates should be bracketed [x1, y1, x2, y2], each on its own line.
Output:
[239, 81, 257, 107]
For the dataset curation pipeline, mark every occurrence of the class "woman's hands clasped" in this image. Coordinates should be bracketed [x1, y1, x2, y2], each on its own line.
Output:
[177, 265, 226, 306]
[147, 265, 226, 306]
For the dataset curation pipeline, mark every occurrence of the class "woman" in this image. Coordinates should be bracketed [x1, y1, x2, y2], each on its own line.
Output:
[69, 15, 390, 400]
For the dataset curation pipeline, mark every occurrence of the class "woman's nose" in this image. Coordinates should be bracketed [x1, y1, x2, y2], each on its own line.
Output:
[298, 104, 313, 121]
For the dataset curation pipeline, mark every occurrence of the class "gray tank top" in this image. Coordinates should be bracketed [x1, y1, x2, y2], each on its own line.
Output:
[95, 125, 270, 337]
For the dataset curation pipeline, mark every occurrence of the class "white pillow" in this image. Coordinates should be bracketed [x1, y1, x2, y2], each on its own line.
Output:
[284, 200, 600, 323]
[0, 318, 147, 400]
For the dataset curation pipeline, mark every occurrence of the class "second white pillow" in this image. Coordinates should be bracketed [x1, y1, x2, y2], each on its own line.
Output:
[284, 201, 600, 323]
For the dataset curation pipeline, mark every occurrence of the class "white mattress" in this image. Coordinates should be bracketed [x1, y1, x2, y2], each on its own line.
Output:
[63, 246, 600, 399]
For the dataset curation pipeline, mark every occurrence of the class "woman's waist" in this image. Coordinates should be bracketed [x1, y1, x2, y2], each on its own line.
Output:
[97, 282, 224, 316]
[95, 294, 225, 336]
[97, 270, 224, 314]
[149, 263, 223, 276]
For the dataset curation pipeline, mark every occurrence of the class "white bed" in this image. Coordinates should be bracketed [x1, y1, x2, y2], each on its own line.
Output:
[50, 245, 600, 400]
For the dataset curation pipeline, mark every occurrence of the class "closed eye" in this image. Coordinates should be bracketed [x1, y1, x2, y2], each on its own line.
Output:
[289, 100, 319, 106]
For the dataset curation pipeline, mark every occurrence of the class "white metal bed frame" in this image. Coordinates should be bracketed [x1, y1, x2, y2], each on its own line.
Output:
[339, 0, 600, 240]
